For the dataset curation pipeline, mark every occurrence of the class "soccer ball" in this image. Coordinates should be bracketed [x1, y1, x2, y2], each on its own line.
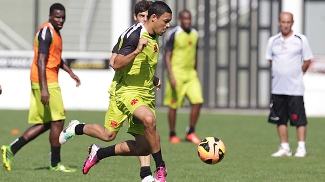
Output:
[197, 137, 226, 164]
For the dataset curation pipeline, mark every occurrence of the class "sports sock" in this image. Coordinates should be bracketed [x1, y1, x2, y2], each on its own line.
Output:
[140, 166, 152, 179]
[75, 124, 85, 135]
[169, 131, 176, 137]
[186, 126, 195, 134]
[152, 150, 165, 168]
[97, 145, 116, 160]
[50, 146, 61, 167]
[10, 136, 28, 155]
[280, 142, 290, 151]
[298, 141, 305, 149]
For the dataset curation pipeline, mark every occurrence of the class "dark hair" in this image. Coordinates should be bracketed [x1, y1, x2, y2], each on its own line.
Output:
[179, 9, 191, 18]
[148, 1, 172, 19]
[50, 3, 65, 15]
[134, 0, 153, 15]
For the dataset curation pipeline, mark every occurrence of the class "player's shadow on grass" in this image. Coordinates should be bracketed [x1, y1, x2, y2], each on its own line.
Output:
[34, 165, 79, 171]
[34, 166, 50, 171]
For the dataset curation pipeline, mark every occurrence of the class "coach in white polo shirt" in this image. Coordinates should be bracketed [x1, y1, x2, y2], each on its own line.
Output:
[265, 12, 313, 158]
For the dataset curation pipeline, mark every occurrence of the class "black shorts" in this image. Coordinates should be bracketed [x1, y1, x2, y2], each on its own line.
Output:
[268, 94, 307, 126]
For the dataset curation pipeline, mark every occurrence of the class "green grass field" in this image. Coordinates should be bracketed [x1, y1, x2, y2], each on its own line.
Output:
[0, 109, 324, 182]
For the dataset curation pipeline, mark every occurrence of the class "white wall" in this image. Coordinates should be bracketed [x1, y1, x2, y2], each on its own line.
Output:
[111, 0, 131, 51]
[0, 68, 114, 111]
[0, 69, 324, 117]
[304, 72, 325, 117]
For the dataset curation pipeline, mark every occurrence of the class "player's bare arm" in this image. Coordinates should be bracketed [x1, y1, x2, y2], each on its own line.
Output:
[109, 53, 117, 70]
[110, 38, 160, 90]
[164, 50, 176, 89]
[38, 53, 50, 106]
[60, 59, 81, 86]
[113, 38, 149, 70]
[302, 60, 310, 74]
[0, 85, 2, 95]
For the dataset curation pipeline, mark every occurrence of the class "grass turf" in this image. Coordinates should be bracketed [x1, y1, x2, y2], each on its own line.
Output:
[0, 109, 324, 182]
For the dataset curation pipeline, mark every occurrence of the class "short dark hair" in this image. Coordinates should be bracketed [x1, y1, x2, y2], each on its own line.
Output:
[50, 3, 65, 15]
[134, 0, 153, 15]
[179, 9, 191, 18]
[148, 1, 172, 19]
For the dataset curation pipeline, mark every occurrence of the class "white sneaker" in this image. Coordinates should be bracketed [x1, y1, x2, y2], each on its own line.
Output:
[59, 120, 80, 144]
[294, 148, 307, 157]
[141, 175, 154, 182]
[271, 147, 292, 157]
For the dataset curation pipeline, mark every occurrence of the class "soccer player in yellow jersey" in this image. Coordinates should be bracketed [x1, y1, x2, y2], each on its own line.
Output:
[1, 3, 80, 172]
[59, 1, 162, 181]
[80, 2, 171, 182]
[164, 10, 204, 144]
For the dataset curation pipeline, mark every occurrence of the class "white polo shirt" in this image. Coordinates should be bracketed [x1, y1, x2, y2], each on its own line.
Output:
[265, 32, 313, 96]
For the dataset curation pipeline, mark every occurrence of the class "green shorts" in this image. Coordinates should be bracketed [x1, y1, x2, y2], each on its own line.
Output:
[28, 82, 66, 124]
[116, 92, 155, 136]
[164, 72, 204, 109]
[104, 95, 128, 132]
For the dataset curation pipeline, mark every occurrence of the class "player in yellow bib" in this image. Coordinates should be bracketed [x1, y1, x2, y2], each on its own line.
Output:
[164, 10, 204, 144]
[59, 1, 164, 181]
[81, 2, 171, 182]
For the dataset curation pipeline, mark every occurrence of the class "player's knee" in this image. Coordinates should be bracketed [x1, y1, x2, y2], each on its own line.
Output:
[101, 130, 117, 142]
[101, 135, 116, 142]
[142, 115, 156, 129]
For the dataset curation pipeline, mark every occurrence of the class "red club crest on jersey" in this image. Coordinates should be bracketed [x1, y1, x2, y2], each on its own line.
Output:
[188, 41, 192, 45]
[131, 98, 139, 106]
[110, 120, 118, 128]
[171, 99, 176, 104]
[154, 44, 158, 52]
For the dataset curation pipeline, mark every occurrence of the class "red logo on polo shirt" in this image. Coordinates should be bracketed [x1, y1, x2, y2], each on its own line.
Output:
[154, 44, 158, 52]
[131, 98, 139, 106]
[188, 41, 192, 45]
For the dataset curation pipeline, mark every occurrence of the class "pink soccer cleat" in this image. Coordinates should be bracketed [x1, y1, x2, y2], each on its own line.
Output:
[82, 144, 101, 174]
